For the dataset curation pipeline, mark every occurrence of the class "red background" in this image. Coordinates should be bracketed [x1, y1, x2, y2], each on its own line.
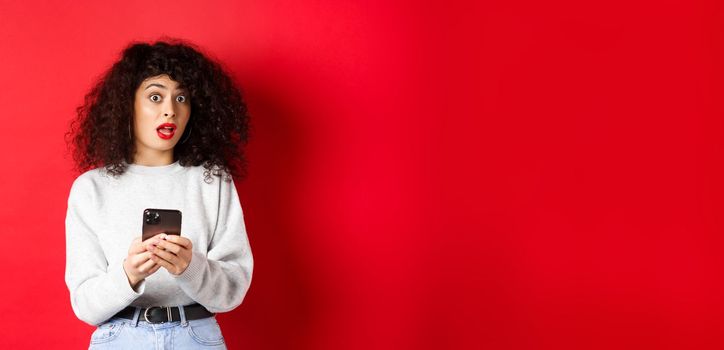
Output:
[1, 0, 724, 349]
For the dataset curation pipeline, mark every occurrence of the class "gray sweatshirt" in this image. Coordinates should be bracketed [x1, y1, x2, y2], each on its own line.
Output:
[64, 160, 253, 326]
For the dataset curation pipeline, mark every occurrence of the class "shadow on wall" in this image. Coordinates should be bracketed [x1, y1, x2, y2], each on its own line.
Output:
[218, 55, 321, 349]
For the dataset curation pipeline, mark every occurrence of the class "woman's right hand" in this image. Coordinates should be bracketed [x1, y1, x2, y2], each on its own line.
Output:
[122, 236, 162, 290]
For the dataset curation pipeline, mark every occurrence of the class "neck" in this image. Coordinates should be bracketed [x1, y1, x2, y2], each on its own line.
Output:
[131, 150, 175, 166]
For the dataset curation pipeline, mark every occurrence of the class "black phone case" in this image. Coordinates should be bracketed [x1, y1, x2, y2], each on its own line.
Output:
[142, 208, 182, 241]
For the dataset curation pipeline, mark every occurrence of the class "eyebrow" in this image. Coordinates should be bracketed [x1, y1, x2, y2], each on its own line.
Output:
[144, 83, 187, 92]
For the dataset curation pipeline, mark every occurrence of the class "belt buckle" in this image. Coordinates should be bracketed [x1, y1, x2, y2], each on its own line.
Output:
[143, 306, 172, 324]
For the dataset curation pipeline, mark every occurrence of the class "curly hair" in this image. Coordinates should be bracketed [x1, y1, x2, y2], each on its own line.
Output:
[65, 37, 250, 183]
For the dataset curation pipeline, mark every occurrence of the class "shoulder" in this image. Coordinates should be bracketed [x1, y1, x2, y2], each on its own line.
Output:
[183, 163, 234, 186]
[68, 166, 114, 200]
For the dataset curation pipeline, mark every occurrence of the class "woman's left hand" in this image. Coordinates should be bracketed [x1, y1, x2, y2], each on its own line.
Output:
[148, 234, 194, 275]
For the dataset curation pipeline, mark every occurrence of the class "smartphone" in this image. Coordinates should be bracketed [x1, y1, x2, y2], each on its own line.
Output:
[142, 208, 182, 241]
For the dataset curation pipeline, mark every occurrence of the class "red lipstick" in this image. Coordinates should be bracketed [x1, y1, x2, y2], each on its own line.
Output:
[156, 123, 177, 140]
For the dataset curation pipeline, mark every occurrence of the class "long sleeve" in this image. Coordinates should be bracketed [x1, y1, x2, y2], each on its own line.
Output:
[64, 176, 145, 326]
[172, 175, 254, 312]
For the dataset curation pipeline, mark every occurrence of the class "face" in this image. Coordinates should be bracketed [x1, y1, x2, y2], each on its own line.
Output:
[132, 74, 191, 160]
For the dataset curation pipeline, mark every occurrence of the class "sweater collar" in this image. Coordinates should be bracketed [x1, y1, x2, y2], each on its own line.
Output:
[124, 160, 185, 175]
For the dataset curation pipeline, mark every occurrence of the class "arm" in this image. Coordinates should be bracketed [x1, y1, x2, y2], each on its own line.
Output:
[168, 176, 254, 312]
[64, 176, 145, 326]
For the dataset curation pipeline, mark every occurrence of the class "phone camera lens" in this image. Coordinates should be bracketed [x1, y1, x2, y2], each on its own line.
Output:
[144, 210, 160, 225]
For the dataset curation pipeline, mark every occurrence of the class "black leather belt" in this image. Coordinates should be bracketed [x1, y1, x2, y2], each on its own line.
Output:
[113, 303, 214, 324]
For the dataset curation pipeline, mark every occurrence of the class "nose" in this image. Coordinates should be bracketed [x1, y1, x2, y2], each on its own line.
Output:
[163, 99, 176, 118]
[163, 109, 176, 118]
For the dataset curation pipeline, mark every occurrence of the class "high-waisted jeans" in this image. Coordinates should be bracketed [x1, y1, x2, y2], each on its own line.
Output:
[88, 305, 227, 349]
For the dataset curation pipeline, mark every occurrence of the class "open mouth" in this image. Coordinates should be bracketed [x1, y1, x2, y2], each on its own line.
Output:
[156, 123, 176, 140]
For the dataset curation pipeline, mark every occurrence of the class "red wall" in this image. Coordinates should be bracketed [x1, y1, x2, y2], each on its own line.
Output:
[1, 0, 723, 349]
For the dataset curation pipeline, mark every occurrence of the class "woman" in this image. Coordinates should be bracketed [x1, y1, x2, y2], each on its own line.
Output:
[64, 38, 253, 349]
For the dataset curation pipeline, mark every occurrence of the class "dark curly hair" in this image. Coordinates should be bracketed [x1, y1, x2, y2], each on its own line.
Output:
[65, 37, 250, 183]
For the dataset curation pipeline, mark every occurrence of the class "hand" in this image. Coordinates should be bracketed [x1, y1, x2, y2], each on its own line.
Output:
[123, 236, 162, 289]
[148, 234, 193, 275]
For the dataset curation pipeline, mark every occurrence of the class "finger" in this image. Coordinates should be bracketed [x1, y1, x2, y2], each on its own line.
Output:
[143, 237, 164, 251]
[156, 240, 182, 254]
[144, 233, 167, 246]
[150, 233, 167, 240]
[150, 246, 180, 265]
[129, 245, 145, 255]
[164, 235, 191, 248]
[147, 263, 162, 274]
[128, 238, 146, 254]
[129, 251, 153, 267]
[137, 257, 157, 273]
[151, 253, 175, 271]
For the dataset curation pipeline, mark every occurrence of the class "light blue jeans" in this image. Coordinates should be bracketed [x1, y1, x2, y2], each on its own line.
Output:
[88, 305, 227, 349]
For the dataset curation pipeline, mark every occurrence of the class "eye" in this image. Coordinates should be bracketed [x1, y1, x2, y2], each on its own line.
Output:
[150, 94, 161, 102]
[176, 95, 187, 103]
